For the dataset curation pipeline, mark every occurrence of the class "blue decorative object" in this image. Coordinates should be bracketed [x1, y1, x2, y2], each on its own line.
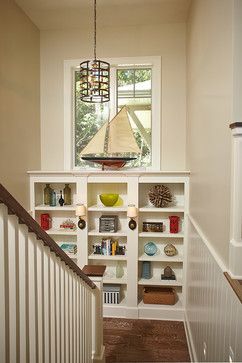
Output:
[49, 190, 56, 206]
[144, 242, 158, 256]
[141, 261, 151, 279]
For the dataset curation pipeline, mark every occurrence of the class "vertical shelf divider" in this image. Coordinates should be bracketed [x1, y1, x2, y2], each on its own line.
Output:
[77, 176, 88, 268]
[126, 176, 139, 318]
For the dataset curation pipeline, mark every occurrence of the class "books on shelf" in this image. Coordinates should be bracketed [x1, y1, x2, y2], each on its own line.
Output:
[93, 238, 126, 256]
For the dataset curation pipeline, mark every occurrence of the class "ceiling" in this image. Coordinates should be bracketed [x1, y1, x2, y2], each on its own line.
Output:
[15, 0, 191, 30]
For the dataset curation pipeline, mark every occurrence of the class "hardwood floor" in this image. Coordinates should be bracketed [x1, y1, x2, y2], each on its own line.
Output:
[103, 318, 190, 363]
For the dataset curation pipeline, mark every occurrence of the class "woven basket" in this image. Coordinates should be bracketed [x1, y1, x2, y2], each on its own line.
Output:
[143, 287, 177, 305]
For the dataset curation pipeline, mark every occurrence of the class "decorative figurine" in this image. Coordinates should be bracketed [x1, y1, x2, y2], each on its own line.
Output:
[60, 219, 76, 230]
[58, 190, 65, 206]
[169, 215, 180, 233]
[164, 244, 178, 256]
[161, 266, 176, 280]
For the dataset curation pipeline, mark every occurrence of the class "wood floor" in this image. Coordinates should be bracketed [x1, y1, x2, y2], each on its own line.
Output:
[103, 318, 190, 363]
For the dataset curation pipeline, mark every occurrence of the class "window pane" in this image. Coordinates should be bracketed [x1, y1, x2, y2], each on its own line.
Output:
[74, 71, 109, 167]
[117, 69, 134, 86]
[117, 68, 152, 168]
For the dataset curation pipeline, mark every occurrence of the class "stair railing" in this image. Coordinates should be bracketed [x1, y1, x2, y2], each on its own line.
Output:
[0, 183, 104, 363]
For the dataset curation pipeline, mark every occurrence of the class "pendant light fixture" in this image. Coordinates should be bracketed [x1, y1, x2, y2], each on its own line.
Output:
[79, 0, 110, 103]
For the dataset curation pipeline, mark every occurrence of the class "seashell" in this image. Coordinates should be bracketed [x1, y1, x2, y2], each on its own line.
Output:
[164, 244, 177, 256]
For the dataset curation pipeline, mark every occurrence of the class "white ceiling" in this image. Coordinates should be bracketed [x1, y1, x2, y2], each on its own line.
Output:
[15, 0, 191, 30]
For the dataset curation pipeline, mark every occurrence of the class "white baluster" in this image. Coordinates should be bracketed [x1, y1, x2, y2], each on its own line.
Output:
[36, 240, 44, 363]
[65, 268, 70, 362]
[49, 252, 56, 363]
[88, 289, 92, 362]
[18, 224, 28, 363]
[27, 233, 37, 362]
[60, 261, 65, 363]
[55, 257, 61, 363]
[79, 282, 83, 362]
[73, 274, 77, 363]
[0, 204, 7, 363]
[80, 283, 84, 362]
[7, 215, 18, 362]
[69, 270, 73, 363]
[76, 277, 80, 363]
[43, 246, 50, 363]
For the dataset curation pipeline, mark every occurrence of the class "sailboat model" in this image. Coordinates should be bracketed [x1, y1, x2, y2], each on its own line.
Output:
[81, 106, 141, 169]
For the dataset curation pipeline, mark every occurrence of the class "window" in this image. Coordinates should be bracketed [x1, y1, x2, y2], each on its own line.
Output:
[116, 68, 151, 168]
[64, 57, 160, 170]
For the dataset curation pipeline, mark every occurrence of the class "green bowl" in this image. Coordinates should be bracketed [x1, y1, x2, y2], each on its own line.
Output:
[99, 194, 119, 207]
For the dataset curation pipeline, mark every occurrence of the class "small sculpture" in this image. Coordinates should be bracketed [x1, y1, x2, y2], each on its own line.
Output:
[161, 266, 176, 280]
[164, 244, 178, 257]
[148, 185, 172, 208]
[58, 190, 65, 206]
[60, 219, 76, 230]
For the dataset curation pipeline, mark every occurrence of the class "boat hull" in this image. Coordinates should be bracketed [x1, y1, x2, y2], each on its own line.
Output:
[81, 156, 137, 169]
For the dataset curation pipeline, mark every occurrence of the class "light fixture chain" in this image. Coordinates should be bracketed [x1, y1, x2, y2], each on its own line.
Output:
[94, 0, 96, 60]
[79, 0, 110, 103]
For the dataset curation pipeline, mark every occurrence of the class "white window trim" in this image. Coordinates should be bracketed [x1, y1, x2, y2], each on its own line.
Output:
[64, 56, 161, 171]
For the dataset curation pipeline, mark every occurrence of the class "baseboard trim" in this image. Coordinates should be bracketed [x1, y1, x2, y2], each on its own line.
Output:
[92, 345, 105, 363]
[184, 311, 198, 362]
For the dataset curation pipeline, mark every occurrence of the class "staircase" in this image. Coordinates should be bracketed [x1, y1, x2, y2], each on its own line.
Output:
[0, 184, 105, 363]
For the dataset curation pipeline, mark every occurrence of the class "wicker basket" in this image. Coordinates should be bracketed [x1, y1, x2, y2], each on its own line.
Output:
[143, 287, 177, 305]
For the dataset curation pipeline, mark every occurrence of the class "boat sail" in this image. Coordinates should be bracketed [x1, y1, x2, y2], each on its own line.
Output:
[81, 106, 141, 169]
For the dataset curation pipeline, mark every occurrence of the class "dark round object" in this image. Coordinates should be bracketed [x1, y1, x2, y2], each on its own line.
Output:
[148, 185, 172, 208]
[78, 218, 86, 230]
[129, 218, 137, 230]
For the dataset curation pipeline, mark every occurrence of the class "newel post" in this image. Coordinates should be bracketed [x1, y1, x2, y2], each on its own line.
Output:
[229, 122, 242, 278]
[83, 265, 106, 363]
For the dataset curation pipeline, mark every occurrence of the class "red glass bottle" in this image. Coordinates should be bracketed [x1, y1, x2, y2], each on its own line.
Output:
[169, 215, 179, 233]
[40, 213, 51, 230]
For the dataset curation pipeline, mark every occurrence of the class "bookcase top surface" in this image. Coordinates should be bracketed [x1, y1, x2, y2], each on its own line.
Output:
[28, 170, 190, 177]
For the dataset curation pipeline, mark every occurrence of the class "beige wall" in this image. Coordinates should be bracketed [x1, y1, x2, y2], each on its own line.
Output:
[0, 0, 40, 209]
[40, 23, 187, 170]
[187, 0, 233, 265]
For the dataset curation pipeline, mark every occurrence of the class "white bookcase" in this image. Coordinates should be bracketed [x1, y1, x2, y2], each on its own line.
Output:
[29, 171, 189, 320]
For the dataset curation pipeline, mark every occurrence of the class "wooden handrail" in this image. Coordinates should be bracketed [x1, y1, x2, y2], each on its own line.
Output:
[0, 183, 96, 289]
[229, 122, 242, 129]
[224, 272, 242, 304]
